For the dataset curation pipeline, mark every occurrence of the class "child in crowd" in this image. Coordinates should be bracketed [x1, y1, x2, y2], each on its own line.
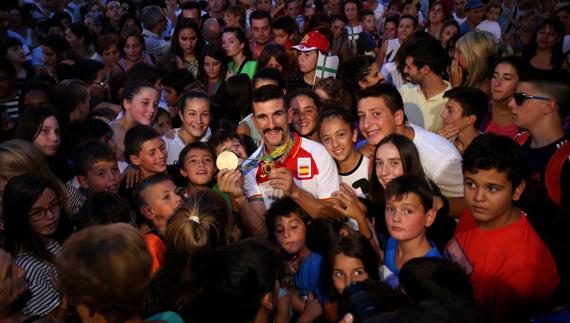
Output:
[75, 141, 122, 196]
[437, 87, 487, 155]
[163, 90, 212, 165]
[446, 134, 560, 322]
[289, 31, 330, 90]
[178, 142, 216, 196]
[161, 68, 195, 128]
[286, 88, 321, 142]
[476, 2, 501, 42]
[383, 174, 442, 287]
[57, 223, 184, 323]
[357, 10, 380, 56]
[272, 16, 297, 53]
[266, 197, 332, 322]
[123, 125, 168, 182]
[144, 190, 229, 321]
[318, 107, 370, 198]
[154, 108, 173, 136]
[132, 173, 183, 274]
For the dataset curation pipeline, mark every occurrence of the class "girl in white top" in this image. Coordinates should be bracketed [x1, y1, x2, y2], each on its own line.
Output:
[163, 90, 212, 165]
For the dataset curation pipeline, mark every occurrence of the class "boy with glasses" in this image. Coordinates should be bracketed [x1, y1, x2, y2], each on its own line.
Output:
[508, 73, 570, 211]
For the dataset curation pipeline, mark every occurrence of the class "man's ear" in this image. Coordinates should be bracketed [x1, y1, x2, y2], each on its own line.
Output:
[425, 207, 437, 228]
[352, 129, 358, 142]
[512, 180, 526, 201]
[77, 175, 90, 190]
[287, 108, 294, 124]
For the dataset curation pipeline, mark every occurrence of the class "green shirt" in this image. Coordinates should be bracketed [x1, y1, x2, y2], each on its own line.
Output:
[228, 60, 257, 80]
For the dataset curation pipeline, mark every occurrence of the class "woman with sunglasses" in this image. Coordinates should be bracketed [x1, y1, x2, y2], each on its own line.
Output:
[3, 173, 72, 317]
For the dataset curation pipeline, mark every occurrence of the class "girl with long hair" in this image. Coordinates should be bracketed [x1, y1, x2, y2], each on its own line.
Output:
[171, 18, 205, 78]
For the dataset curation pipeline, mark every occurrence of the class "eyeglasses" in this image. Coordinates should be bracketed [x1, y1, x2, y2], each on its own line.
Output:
[29, 197, 63, 222]
[513, 92, 551, 106]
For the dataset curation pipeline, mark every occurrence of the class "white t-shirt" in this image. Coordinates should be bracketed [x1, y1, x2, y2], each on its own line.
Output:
[243, 133, 340, 209]
[410, 123, 464, 197]
[163, 127, 212, 165]
[340, 154, 371, 198]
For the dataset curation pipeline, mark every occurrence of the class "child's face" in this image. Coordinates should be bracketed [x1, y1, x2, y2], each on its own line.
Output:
[124, 87, 159, 126]
[274, 213, 306, 255]
[384, 21, 397, 40]
[486, 7, 500, 21]
[180, 148, 214, 186]
[288, 94, 319, 137]
[215, 139, 248, 165]
[81, 160, 121, 194]
[441, 25, 458, 45]
[131, 138, 167, 175]
[180, 98, 210, 139]
[141, 180, 182, 229]
[285, 1, 298, 18]
[332, 253, 369, 295]
[33, 116, 61, 157]
[363, 14, 376, 32]
[344, 2, 358, 22]
[204, 55, 222, 81]
[223, 12, 239, 28]
[375, 142, 403, 187]
[357, 97, 400, 146]
[440, 98, 471, 130]
[463, 168, 524, 230]
[359, 62, 383, 88]
[297, 50, 318, 74]
[491, 62, 519, 102]
[29, 188, 61, 237]
[272, 29, 291, 47]
[163, 86, 178, 107]
[155, 112, 172, 136]
[385, 193, 434, 242]
[331, 19, 346, 38]
[320, 116, 357, 163]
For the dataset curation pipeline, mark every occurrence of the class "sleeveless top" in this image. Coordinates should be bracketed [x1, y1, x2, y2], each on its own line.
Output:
[384, 38, 400, 64]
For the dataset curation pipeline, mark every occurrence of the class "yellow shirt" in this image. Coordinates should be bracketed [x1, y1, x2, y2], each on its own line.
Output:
[398, 81, 452, 133]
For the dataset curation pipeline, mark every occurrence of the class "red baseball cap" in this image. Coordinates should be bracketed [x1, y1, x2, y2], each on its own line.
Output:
[292, 31, 330, 53]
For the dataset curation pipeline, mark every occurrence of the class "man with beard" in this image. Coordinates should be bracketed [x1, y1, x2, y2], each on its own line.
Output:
[398, 35, 452, 133]
[240, 85, 340, 226]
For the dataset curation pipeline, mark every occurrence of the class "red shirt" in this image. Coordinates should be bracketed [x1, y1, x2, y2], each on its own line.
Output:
[447, 209, 559, 322]
[145, 232, 166, 275]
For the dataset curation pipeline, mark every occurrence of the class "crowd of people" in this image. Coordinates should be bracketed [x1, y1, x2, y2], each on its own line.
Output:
[0, 0, 569, 321]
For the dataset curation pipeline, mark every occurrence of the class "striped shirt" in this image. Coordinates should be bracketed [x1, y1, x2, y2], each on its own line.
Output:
[14, 240, 62, 316]
[1, 93, 20, 121]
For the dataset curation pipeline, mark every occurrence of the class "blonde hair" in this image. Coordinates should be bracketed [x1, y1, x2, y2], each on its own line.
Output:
[165, 191, 227, 260]
[0, 140, 69, 210]
[456, 31, 496, 88]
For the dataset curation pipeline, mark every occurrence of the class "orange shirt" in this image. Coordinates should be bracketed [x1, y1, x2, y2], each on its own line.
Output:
[144, 232, 166, 275]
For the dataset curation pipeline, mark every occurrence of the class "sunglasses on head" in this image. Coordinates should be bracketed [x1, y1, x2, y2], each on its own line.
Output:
[513, 92, 551, 106]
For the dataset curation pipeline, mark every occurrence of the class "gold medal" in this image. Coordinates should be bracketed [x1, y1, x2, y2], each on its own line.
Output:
[216, 150, 239, 170]
[261, 159, 274, 176]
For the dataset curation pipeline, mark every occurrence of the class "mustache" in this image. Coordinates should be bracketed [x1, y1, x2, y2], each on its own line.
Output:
[263, 127, 283, 134]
